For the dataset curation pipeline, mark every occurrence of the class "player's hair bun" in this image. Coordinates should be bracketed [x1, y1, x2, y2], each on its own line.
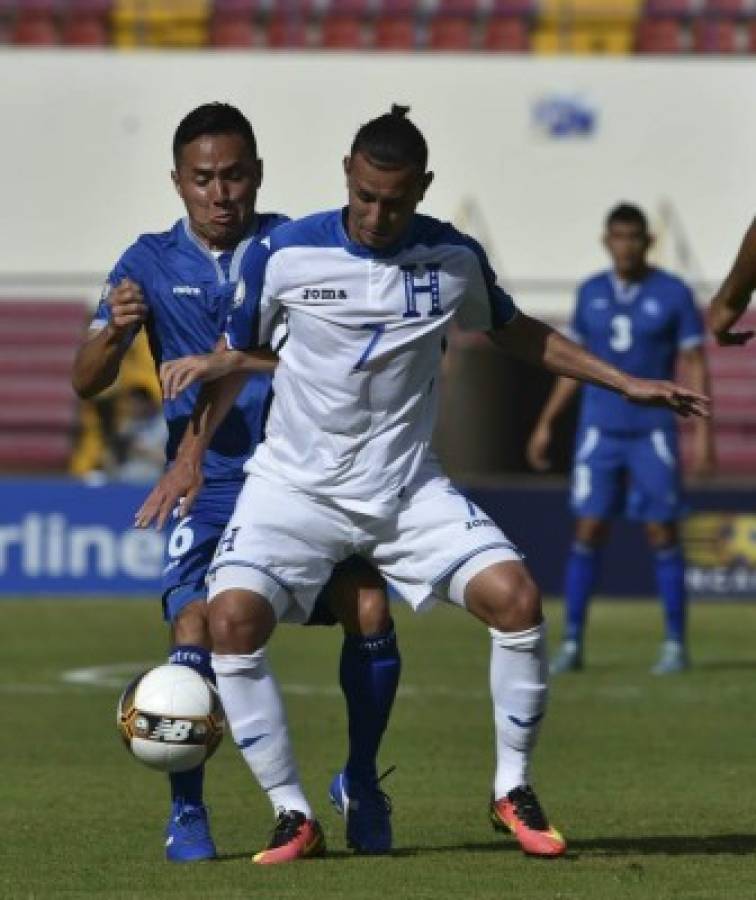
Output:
[390, 104, 411, 119]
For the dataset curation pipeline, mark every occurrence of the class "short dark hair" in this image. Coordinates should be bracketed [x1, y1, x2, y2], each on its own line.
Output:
[606, 203, 649, 233]
[172, 102, 258, 167]
[350, 104, 428, 172]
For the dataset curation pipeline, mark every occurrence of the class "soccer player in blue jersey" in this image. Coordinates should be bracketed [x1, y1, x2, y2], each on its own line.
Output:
[527, 203, 715, 675]
[72, 103, 401, 863]
[137, 109, 709, 857]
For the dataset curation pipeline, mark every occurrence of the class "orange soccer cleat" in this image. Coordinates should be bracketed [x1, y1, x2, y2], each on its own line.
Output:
[490, 786, 566, 858]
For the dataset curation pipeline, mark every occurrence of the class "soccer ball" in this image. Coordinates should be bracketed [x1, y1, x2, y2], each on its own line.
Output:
[117, 664, 225, 773]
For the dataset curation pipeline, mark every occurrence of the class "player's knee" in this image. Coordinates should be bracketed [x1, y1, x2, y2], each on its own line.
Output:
[208, 590, 275, 654]
[355, 587, 391, 635]
[468, 564, 542, 632]
[171, 599, 210, 647]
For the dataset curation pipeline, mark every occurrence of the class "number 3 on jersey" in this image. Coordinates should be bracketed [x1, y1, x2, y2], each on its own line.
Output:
[609, 315, 633, 352]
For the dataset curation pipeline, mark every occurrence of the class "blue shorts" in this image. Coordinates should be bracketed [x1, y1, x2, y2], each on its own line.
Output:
[570, 426, 685, 523]
[161, 477, 339, 626]
[162, 479, 243, 622]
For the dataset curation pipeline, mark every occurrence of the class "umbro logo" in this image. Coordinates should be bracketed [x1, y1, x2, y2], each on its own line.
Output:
[303, 288, 348, 300]
[173, 286, 202, 296]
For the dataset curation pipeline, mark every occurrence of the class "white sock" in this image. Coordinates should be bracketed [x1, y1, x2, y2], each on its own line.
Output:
[489, 623, 548, 799]
[211, 650, 312, 819]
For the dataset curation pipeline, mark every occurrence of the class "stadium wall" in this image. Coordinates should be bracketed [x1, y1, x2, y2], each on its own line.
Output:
[3, 51, 754, 315]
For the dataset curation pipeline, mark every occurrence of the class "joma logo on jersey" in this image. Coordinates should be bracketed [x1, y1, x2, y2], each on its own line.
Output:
[303, 288, 348, 300]
[173, 286, 202, 296]
[149, 718, 193, 742]
[465, 518, 495, 531]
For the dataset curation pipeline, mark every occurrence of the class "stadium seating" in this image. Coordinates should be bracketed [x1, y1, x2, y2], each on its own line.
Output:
[635, 16, 687, 49]
[12, 13, 59, 43]
[209, 13, 257, 44]
[427, 14, 475, 48]
[692, 16, 739, 50]
[61, 14, 109, 43]
[320, 11, 365, 45]
[482, 15, 530, 49]
[265, 13, 309, 44]
[680, 314, 756, 475]
[0, 301, 88, 472]
[373, 14, 416, 47]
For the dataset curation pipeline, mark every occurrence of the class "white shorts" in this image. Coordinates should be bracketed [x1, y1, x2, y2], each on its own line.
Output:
[206, 465, 522, 623]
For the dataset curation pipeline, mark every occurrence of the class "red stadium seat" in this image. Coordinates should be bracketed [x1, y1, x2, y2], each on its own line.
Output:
[212, 0, 266, 15]
[703, 0, 749, 15]
[489, 0, 536, 14]
[435, 0, 480, 16]
[320, 12, 365, 46]
[377, 0, 415, 16]
[327, 0, 372, 15]
[692, 16, 739, 51]
[61, 14, 108, 43]
[427, 14, 475, 48]
[12, 12, 59, 43]
[209, 14, 258, 45]
[265, 13, 309, 45]
[643, 0, 695, 15]
[374, 14, 415, 47]
[65, 0, 112, 15]
[482, 15, 529, 49]
[636, 17, 686, 50]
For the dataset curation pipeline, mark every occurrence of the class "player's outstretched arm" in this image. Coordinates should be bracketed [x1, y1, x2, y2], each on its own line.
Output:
[161, 345, 278, 400]
[135, 361, 249, 529]
[708, 218, 756, 346]
[72, 279, 147, 397]
[526, 377, 580, 471]
[491, 313, 710, 418]
[678, 345, 716, 477]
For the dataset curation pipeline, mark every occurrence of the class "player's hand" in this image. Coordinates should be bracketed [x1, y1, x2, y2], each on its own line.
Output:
[160, 355, 220, 399]
[622, 377, 711, 418]
[713, 328, 755, 347]
[106, 278, 148, 336]
[134, 456, 204, 529]
[526, 423, 552, 471]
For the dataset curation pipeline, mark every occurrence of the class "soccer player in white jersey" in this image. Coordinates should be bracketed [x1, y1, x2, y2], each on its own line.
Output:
[138, 106, 709, 857]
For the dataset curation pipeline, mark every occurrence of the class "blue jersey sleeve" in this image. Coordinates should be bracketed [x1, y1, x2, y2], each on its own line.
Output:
[675, 284, 705, 350]
[225, 239, 275, 351]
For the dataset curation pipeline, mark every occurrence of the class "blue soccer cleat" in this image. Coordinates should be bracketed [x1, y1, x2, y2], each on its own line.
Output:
[165, 801, 217, 862]
[329, 768, 394, 854]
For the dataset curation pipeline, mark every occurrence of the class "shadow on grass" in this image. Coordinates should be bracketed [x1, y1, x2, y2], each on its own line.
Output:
[216, 833, 756, 863]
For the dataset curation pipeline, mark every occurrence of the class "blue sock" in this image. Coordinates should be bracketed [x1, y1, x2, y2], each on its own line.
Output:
[340, 622, 401, 783]
[167, 644, 214, 807]
[563, 542, 601, 644]
[653, 546, 687, 644]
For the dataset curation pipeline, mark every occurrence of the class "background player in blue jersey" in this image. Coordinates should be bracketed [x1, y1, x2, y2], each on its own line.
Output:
[72, 103, 401, 863]
[528, 203, 715, 675]
[709, 217, 756, 346]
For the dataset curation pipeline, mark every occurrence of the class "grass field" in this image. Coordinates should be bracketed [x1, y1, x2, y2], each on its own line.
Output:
[3, 597, 756, 899]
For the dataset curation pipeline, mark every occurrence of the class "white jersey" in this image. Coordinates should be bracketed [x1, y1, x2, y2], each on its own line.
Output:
[226, 208, 518, 516]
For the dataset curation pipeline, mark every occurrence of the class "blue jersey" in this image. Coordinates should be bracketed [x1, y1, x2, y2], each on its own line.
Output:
[92, 214, 288, 481]
[569, 268, 704, 432]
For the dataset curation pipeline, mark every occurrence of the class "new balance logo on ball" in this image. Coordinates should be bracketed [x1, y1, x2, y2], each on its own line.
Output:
[149, 718, 193, 742]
